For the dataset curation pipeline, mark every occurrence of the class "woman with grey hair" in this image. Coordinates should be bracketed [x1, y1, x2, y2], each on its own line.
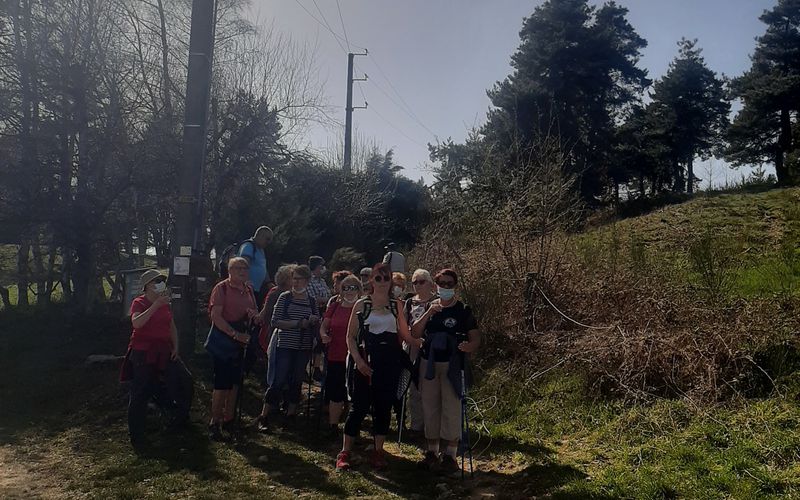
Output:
[205, 257, 259, 441]
[401, 268, 436, 436]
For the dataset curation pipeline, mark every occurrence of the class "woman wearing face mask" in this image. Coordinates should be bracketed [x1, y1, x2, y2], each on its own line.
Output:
[335, 264, 422, 471]
[411, 268, 481, 474]
[392, 272, 410, 300]
[205, 257, 259, 441]
[255, 265, 319, 432]
[402, 268, 436, 437]
[319, 273, 360, 435]
[122, 269, 193, 449]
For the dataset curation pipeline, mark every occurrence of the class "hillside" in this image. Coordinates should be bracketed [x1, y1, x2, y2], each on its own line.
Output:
[1, 189, 800, 499]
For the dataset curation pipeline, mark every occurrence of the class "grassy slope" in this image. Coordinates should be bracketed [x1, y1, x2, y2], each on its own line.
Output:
[577, 188, 800, 299]
[2, 189, 800, 499]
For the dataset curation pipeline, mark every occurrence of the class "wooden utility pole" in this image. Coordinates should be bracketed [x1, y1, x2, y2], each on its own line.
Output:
[343, 51, 368, 173]
[171, 0, 215, 358]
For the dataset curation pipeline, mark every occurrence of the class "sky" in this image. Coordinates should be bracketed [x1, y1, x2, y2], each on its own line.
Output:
[248, 0, 778, 187]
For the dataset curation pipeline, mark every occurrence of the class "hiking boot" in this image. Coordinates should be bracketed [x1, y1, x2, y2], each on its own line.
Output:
[255, 415, 270, 434]
[335, 450, 352, 471]
[440, 453, 460, 475]
[208, 423, 225, 442]
[369, 449, 388, 470]
[417, 450, 440, 471]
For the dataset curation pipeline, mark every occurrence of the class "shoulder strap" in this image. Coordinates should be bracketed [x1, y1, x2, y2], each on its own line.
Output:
[389, 298, 398, 318]
[239, 238, 256, 258]
[286, 290, 293, 318]
[356, 297, 372, 347]
[362, 296, 373, 320]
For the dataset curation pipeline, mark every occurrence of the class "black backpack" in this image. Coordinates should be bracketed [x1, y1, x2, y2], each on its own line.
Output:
[217, 238, 254, 279]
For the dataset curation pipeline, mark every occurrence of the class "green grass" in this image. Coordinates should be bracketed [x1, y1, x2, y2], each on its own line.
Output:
[576, 187, 800, 300]
[473, 365, 800, 499]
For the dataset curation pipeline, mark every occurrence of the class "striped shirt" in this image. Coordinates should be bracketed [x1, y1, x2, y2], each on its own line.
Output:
[271, 291, 319, 350]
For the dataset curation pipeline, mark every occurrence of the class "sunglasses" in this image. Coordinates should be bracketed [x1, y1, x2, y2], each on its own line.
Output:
[373, 275, 391, 283]
[412, 280, 428, 286]
[436, 281, 456, 289]
[342, 285, 359, 292]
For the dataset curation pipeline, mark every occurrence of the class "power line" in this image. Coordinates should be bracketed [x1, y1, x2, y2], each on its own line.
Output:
[335, 0, 351, 52]
[356, 61, 437, 144]
[309, 0, 347, 54]
[357, 82, 427, 149]
[293, 0, 348, 54]
[367, 54, 439, 139]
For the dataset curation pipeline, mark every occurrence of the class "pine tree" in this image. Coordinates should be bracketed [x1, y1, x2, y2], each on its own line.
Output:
[649, 39, 729, 193]
[484, 0, 649, 203]
[727, 0, 800, 184]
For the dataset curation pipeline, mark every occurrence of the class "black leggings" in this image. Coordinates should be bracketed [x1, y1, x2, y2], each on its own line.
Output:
[344, 334, 401, 437]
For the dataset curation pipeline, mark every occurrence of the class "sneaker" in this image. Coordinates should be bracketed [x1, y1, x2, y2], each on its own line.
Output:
[369, 449, 388, 470]
[417, 450, 440, 471]
[335, 450, 351, 471]
[440, 453, 460, 474]
[255, 415, 270, 434]
[208, 423, 225, 442]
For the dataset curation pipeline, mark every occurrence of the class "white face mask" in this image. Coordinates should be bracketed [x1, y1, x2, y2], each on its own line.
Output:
[437, 287, 455, 301]
[153, 282, 167, 294]
[341, 292, 358, 304]
[292, 287, 307, 294]
[393, 286, 403, 297]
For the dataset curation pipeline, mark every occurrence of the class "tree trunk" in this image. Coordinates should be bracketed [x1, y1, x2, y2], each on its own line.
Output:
[0, 287, 11, 309]
[686, 155, 694, 194]
[44, 243, 57, 304]
[31, 233, 46, 306]
[16, 241, 30, 306]
[776, 107, 792, 185]
[156, 0, 173, 119]
[775, 148, 788, 185]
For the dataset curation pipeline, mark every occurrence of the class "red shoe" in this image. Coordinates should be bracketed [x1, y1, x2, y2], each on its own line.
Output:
[335, 451, 351, 471]
[369, 449, 388, 470]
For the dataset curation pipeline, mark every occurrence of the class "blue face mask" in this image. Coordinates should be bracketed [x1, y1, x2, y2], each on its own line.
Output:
[437, 287, 455, 301]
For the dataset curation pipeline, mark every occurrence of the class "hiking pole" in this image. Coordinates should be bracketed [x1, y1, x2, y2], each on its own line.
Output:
[235, 340, 248, 439]
[398, 390, 407, 444]
[306, 353, 313, 423]
[460, 348, 474, 479]
[316, 346, 328, 432]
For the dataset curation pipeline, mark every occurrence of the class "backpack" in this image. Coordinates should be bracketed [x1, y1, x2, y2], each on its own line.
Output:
[355, 296, 400, 352]
[217, 238, 254, 279]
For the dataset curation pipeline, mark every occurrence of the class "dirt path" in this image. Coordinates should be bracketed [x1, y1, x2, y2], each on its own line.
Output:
[0, 446, 70, 499]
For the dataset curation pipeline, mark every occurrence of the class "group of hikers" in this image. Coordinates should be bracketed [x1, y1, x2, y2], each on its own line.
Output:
[121, 225, 481, 475]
